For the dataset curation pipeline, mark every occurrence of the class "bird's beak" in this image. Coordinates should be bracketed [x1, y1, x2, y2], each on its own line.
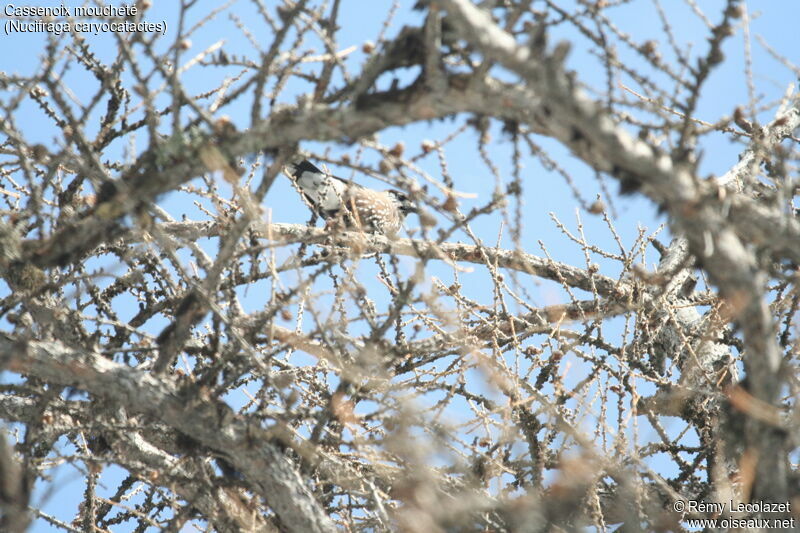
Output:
[403, 201, 419, 214]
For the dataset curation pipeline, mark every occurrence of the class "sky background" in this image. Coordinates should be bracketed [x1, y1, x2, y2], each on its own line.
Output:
[1, 0, 799, 530]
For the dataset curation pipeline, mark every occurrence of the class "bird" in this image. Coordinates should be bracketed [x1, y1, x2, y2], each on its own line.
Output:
[286, 159, 417, 236]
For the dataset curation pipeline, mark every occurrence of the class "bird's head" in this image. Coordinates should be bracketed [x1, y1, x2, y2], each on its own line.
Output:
[387, 190, 418, 217]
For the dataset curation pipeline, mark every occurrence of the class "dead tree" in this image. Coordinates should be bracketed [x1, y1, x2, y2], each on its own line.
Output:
[1, 0, 798, 531]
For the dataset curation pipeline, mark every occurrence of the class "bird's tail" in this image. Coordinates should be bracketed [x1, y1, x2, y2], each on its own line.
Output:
[286, 156, 323, 179]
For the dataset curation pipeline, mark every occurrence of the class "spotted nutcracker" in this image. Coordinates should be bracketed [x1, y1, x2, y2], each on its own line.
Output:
[287, 159, 416, 235]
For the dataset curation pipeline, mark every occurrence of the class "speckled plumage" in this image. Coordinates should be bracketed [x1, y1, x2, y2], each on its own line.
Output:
[288, 159, 416, 235]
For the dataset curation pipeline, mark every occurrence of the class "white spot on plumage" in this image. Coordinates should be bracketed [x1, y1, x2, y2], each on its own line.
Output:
[287, 159, 416, 236]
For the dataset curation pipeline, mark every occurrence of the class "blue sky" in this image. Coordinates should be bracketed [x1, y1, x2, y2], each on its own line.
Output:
[2, 0, 799, 530]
